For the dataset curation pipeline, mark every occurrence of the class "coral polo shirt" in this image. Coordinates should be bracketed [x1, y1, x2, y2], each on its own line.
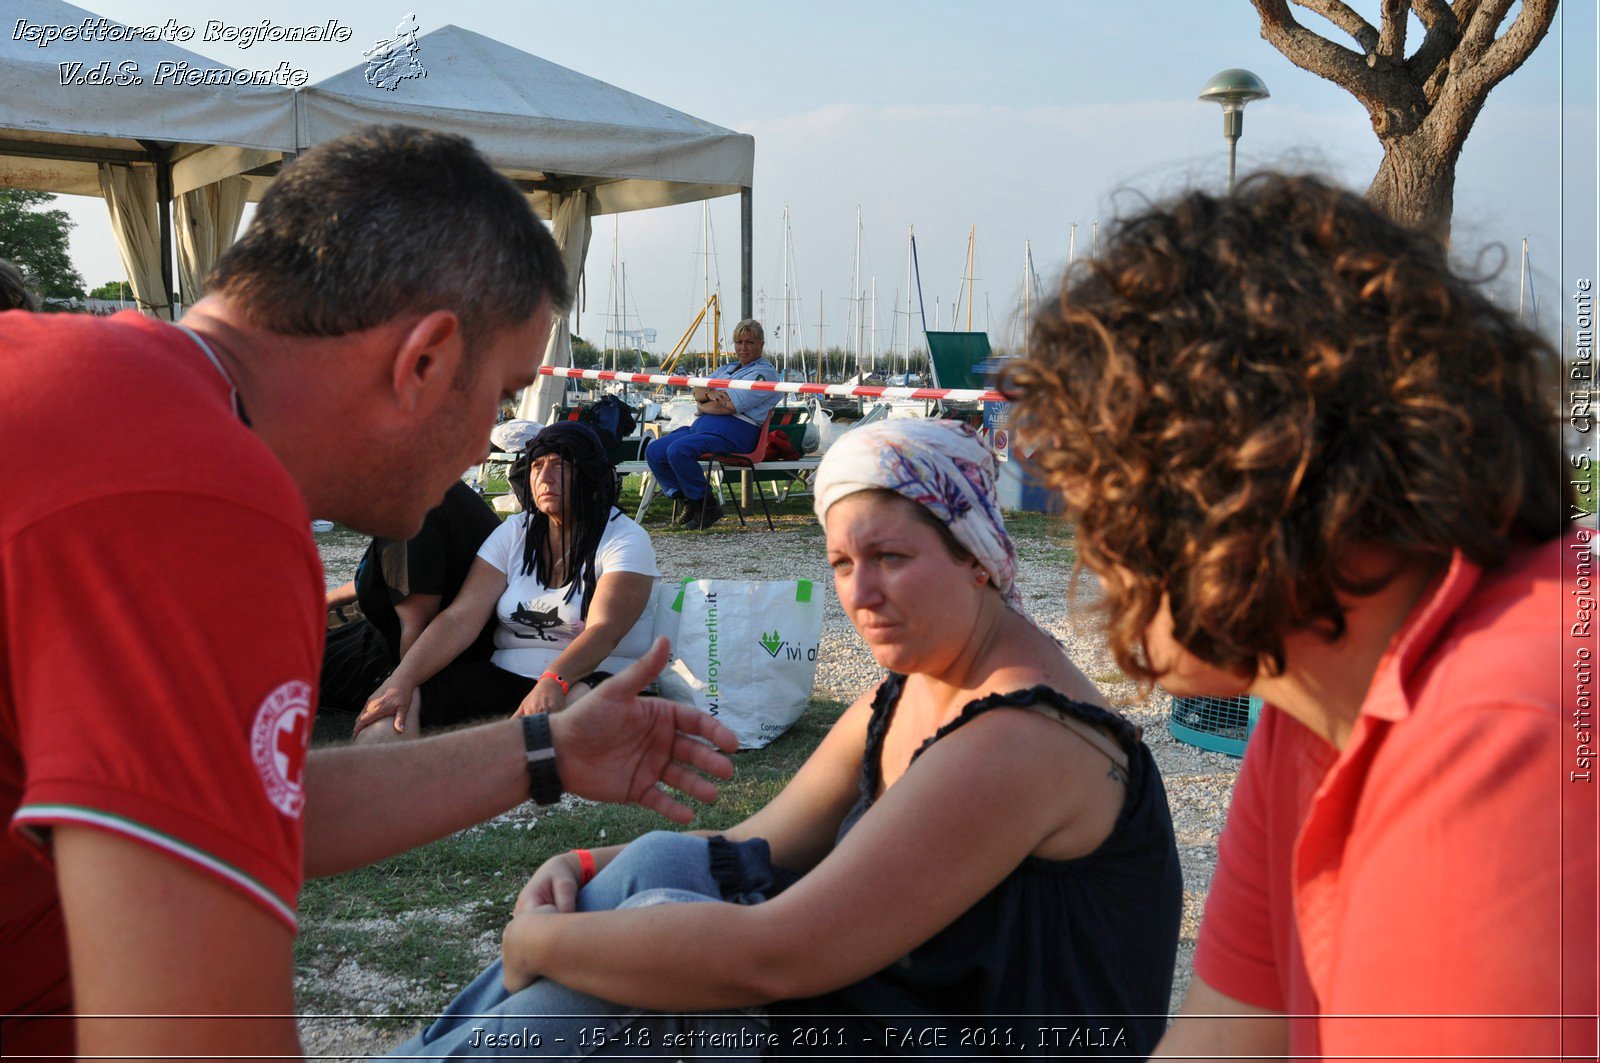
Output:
[1194, 532, 1598, 1060]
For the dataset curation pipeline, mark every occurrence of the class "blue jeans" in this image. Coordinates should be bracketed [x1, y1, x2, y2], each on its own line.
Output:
[384, 833, 774, 1061]
[645, 418, 761, 501]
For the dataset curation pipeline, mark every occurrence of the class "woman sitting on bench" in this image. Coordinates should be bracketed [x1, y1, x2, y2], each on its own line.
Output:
[388, 418, 1182, 1058]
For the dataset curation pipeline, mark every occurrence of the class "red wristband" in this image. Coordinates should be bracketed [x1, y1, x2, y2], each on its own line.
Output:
[573, 848, 596, 885]
[538, 670, 569, 695]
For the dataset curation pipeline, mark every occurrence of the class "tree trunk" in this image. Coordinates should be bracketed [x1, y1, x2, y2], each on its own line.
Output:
[1249, 0, 1560, 248]
[1365, 133, 1461, 244]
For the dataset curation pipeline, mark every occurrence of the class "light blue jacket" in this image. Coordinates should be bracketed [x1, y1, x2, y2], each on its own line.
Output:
[707, 357, 782, 425]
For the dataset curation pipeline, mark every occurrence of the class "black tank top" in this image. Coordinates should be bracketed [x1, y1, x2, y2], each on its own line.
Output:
[774, 674, 1183, 1058]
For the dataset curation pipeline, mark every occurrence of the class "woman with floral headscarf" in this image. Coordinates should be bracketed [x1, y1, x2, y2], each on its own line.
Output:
[356, 422, 659, 739]
[388, 419, 1182, 1060]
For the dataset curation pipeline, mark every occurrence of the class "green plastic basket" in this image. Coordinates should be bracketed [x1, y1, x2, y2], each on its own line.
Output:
[1168, 694, 1261, 757]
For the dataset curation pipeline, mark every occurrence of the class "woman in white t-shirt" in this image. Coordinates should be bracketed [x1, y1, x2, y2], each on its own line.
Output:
[355, 422, 659, 739]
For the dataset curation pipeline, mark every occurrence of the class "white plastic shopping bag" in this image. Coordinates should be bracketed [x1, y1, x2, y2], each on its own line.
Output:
[655, 578, 824, 749]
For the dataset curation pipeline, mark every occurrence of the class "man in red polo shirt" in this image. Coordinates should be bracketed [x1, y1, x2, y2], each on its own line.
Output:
[1008, 173, 1597, 1059]
[0, 126, 737, 1059]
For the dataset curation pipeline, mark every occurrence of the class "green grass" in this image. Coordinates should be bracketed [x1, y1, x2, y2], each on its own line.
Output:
[295, 697, 850, 1019]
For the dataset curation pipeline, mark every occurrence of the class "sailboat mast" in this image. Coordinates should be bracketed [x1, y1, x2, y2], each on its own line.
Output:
[852, 206, 862, 375]
[870, 277, 877, 373]
[965, 225, 976, 332]
[910, 225, 929, 335]
[606, 220, 621, 370]
[1020, 240, 1031, 351]
[888, 285, 899, 369]
[1518, 236, 1529, 322]
[781, 206, 792, 378]
[701, 203, 716, 364]
[818, 288, 826, 381]
[903, 228, 914, 374]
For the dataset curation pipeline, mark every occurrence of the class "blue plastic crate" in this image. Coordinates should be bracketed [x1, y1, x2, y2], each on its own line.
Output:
[1168, 694, 1260, 757]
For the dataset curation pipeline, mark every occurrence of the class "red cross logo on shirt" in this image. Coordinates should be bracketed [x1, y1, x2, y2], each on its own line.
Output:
[276, 711, 310, 787]
[251, 680, 312, 818]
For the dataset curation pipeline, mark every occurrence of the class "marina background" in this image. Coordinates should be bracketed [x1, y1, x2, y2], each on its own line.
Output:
[50, 0, 1598, 366]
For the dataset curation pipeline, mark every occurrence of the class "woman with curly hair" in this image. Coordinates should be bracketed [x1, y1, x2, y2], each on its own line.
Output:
[1004, 173, 1593, 1059]
[356, 422, 659, 738]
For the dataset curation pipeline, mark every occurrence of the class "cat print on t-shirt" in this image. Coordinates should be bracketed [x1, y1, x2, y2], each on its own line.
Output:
[506, 598, 582, 644]
[477, 510, 660, 676]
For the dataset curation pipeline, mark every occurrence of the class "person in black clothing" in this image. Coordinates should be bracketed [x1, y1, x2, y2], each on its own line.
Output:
[321, 481, 501, 713]
[388, 418, 1182, 1060]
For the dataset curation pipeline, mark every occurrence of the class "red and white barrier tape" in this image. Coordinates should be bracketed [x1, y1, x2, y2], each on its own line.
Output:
[537, 365, 1007, 403]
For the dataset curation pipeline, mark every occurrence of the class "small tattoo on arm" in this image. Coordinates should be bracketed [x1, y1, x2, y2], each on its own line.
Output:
[1107, 763, 1129, 786]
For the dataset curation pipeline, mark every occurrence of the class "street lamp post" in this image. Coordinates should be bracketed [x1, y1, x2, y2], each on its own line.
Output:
[1199, 68, 1270, 194]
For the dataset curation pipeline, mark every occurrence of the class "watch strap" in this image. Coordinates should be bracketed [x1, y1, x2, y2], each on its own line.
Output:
[520, 713, 563, 806]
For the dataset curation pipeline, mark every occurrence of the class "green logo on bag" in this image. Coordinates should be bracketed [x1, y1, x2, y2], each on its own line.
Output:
[759, 629, 784, 657]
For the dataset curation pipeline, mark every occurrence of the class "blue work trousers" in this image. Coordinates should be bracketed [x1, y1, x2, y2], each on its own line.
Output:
[644, 417, 761, 502]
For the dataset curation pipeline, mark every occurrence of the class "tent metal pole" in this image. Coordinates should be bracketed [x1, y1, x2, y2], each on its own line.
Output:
[156, 155, 173, 321]
[741, 187, 753, 320]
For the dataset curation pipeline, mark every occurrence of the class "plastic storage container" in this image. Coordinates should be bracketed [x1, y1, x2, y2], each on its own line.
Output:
[1168, 694, 1260, 757]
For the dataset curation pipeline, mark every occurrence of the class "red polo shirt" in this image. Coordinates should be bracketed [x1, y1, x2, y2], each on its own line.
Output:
[1195, 532, 1598, 1060]
[0, 312, 323, 1057]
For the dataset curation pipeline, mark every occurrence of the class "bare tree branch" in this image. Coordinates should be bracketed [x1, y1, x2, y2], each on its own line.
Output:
[1411, 0, 1456, 31]
[1410, 1, 1462, 71]
[1475, 0, 1558, 87]
[1409, 0, 1465, 103]
[1452, 0, 1487, 36]
[1425, 0, 1556, 152]
[1376, 0, 1408, 60]
[1293, 0, 1380, 52]
[1252, 0, 1384, 100]
[1457, 0, 1515, 60]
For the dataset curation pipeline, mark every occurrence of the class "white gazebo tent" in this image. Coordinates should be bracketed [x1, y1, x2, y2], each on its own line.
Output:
[0, 0, 296, 317]
[296, 24, 755, 420]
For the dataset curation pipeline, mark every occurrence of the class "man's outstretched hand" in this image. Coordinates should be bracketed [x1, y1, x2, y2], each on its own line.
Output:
[548, 637, 738, 823]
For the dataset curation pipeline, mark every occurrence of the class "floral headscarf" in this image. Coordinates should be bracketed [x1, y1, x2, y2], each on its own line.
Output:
[814, 419, 1024, 614]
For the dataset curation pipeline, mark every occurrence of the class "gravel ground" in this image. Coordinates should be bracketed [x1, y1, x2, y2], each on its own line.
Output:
[306, 513, 1239, 1052]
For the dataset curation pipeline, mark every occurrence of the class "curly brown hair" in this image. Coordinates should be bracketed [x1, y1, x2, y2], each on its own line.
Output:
[1003, 173, 1569, 681]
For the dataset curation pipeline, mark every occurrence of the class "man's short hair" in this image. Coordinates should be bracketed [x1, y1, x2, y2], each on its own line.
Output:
[1005, 172, 1569, 682]
[208, 125, 570, 358]
[0, 258, 40, 312]
[732, 318, 764, 343]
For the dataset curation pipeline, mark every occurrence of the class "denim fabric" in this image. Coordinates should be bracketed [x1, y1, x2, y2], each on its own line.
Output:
[644, 419, 762, 501]
[383, 833, 772, 1061]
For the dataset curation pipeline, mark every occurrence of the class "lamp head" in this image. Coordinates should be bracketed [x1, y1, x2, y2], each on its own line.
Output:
[1199, 68, 1271, 113]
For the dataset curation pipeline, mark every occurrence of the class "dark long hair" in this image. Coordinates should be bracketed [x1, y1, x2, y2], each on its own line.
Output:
[508, 422, 620, 619]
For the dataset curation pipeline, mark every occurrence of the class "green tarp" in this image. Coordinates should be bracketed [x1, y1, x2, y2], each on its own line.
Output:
[924, 331, 992, 391]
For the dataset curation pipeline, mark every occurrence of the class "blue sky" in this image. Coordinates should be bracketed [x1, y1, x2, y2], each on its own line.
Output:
[53, 1, 1599, 359]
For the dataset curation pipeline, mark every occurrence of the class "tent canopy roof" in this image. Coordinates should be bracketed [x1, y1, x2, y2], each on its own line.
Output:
[1, 8, 751, 217]
[298, 25, 753, 217]
[0, 0, 294, 197]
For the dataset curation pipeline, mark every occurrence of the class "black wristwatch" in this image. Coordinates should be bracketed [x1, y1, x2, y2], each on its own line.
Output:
[520, 713, 564, 806]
